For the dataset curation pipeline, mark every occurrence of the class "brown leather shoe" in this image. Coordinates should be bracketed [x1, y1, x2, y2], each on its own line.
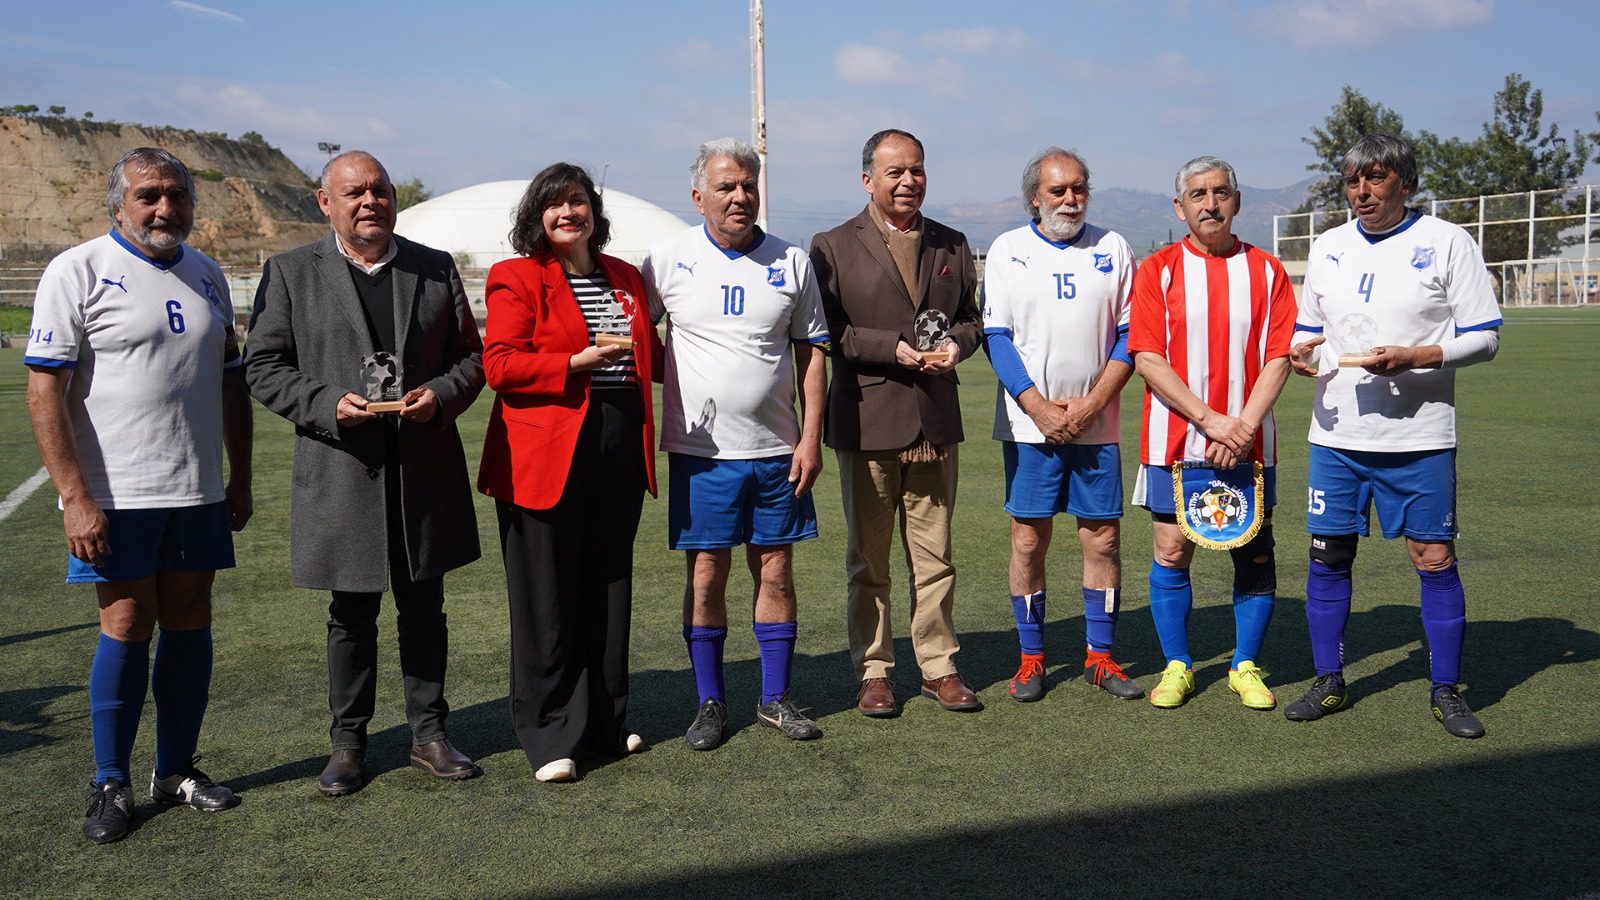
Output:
[920, 673, 983, 712]
[410, 738, 482, 781]
[318, 749, 366, 797]
[857, 677, 899, 718]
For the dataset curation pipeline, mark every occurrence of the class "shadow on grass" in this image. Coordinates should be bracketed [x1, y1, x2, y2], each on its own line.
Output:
[0, 684, 81, 755]
[554, 741, 1600, 899]
[0, 621, 96, 649]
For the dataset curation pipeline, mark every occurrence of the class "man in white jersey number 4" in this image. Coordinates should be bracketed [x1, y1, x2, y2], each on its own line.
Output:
[25, 148, 253, 844]
[1285, 134, 1501, 738]
[642, 139, 830, 751]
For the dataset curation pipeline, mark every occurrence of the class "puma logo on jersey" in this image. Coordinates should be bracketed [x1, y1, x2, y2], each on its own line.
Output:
[1010, 256, 1028, 268]
[100, 276, 128, 293]
[676, 261, 698, 276]
[1325, 253, 1343, 267]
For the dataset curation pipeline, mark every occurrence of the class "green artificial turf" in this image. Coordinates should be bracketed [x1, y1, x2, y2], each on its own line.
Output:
[1, 306, 1597, 899]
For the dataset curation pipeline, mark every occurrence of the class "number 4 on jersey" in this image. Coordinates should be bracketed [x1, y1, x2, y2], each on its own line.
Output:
[1357, 273, 1375, 304]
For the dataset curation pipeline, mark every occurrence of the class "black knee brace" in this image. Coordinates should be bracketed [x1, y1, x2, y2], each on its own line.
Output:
[1309, 533, 1359, 570]
[1230, 524, 1276, 594]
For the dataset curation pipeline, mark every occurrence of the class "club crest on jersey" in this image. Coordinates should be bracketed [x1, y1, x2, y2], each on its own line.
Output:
[766, 266, 786, 287]
[201, 278, 227, 311]
[1411, 246, 1435, 271]
[1093, 253, 1113, 273]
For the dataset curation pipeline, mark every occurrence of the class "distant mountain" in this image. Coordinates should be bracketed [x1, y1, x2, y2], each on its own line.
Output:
[767, 178, 1316, 258]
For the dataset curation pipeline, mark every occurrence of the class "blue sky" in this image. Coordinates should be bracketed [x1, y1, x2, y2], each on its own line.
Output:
[4, 0, 1597, 231]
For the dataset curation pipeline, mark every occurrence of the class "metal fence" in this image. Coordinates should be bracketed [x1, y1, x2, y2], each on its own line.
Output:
[1273, 184, 1598, 306]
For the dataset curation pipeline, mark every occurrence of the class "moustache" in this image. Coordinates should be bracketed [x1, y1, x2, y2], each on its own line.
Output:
[1198, 209, 1225, 222]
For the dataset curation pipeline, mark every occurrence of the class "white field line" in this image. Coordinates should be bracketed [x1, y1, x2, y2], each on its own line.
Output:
[0, 467, 50, 522]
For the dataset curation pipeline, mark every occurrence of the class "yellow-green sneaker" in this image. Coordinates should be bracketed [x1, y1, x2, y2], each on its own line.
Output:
[1228, 660, 1276, 710]
[1149, 660, 1195, 709]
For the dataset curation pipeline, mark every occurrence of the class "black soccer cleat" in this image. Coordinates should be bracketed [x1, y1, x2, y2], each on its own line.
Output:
[83, 779, 134, 845]
[756, 696, 822, 741]
[1430, 685, 1485, 739]
[151, 757, 240, 811]
[685, 698, 729, 751]
[1285, 673, 1349, 722]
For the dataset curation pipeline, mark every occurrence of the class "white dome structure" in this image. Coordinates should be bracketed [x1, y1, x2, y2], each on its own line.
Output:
[396, 181, 691, 268]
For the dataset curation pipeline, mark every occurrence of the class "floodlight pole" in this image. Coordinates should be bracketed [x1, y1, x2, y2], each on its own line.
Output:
[751, 0, 768, 230]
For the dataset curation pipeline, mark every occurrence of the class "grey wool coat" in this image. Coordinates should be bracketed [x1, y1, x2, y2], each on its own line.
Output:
[244, 233, 484, 592]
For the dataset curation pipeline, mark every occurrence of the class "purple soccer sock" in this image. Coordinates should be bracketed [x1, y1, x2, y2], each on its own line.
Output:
[1305, 560, 1352, 676]
[683, 624, 727, 704]
[753, 621, 797, 705]
[1419, 563, 1466, 686]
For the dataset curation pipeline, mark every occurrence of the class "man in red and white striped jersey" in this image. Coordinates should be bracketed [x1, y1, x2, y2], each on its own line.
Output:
[1126, 155, 1297, 712]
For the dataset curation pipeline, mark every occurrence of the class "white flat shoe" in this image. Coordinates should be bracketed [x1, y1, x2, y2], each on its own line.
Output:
[534, 758, 576, 782]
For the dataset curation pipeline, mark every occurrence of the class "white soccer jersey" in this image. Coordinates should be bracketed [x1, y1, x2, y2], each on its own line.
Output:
[24, 232, 240, 508]
[642, 225, 829, 460]
[983, 222, 1133, 444]
[1298, 213, 1501, 452]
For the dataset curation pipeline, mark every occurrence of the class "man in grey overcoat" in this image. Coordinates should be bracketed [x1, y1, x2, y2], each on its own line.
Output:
[245, 150, 485, 796]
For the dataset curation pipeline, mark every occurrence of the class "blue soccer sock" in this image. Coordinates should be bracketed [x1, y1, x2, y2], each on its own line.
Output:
[1148, 562, 1192, 667]
[1305, 559, 1352, 676]
[683, 624, 727, 704]
[753, 621, 797, 705]
[1419, 563, 1466, 687]
[151, 627, 213, 779]
[89, 633, 150, 784]
[1083, 587, 1118, 653]
[1231, 591, 1275, 669]
[1010, 591, 1046, 656]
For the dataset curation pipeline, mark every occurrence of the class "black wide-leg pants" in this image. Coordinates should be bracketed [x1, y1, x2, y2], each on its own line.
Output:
[498, 391, 645, 770]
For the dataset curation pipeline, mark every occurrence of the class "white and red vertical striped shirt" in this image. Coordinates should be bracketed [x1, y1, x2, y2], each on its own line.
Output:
[1128, 238, 1296, 466]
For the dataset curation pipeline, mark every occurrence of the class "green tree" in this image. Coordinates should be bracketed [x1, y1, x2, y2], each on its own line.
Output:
[48, 105, 65, 116]
[1299, 86, 1409, 212]
[394, 177, 432, 211]
[84, 111, 94, 119]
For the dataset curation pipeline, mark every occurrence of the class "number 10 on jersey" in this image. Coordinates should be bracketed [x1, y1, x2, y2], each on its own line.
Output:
[721, 284, 745, 316]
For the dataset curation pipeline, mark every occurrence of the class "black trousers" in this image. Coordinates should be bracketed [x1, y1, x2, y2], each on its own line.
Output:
[498, 390, 646, 769]
[327, 429, 450, 752]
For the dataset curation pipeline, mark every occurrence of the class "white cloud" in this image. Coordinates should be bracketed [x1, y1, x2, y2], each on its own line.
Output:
[168, 1, 243, 25]
[1258, 0, 1492, 48]
[173, 83, 392, 145]
[918, 27, 1029, 56]
[834, 43, 914, 85]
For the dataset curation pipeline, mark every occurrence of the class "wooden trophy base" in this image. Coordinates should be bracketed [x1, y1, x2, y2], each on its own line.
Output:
[1338, 353, 1379, 367]
[595, 333, 632, 348]
[920, 350, 952, 364]
[367, 400, 405, 414]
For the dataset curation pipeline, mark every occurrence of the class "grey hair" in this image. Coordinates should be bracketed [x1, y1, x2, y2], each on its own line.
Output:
[1339, 133, 1419, 194]
[690, 138, 761, 190]
[106, 147, 194, 221]
[861, 129, 924, 174]
[320, 150, 390, 188]
[1022, 147, 1091, 221]
[1173, 155, 1238, 199]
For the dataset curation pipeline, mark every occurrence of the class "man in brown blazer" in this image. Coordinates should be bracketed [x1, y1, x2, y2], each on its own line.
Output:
[809, 129, 984, 716]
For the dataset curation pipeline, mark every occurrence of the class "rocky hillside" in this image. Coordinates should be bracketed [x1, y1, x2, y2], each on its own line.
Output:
[0, 114, 325, 263]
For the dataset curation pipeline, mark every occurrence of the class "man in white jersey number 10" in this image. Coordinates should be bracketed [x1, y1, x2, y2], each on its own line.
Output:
[641, 139, 830, 752]
[25, 148, 254, 844]
[1284, 134, 1501, 738]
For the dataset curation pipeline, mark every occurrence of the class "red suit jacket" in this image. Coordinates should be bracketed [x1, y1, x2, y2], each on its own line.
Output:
[477, 252, 660, 509]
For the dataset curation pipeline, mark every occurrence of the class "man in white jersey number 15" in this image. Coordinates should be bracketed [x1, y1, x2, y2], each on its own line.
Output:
[641, 138, 830, 752]
[982, 148, 1143, 703]
[25, 148, 253, 844]
[1284, 133, 1500, 738]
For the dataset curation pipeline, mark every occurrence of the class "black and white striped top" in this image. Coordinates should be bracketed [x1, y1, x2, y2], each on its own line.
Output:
[567, 269, 639, 390]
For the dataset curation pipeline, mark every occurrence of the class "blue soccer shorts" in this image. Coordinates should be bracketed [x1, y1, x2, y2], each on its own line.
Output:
[67, 501, 236, 584]
[1135, 463, 1278, 516]
[1003, 441, 1123, 520]
[667, 453, 819, 550]
[1306, 445, 1457, 540]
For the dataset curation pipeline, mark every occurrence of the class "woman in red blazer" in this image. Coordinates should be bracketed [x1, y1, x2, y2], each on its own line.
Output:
[477, 163, 661, 783]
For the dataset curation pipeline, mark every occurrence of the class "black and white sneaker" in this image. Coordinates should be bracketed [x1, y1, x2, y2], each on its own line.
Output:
[1285, 673, 1349, 722]
[756, 696, 822, 741]
[151, 757, 240, 811]
[1430, 685, 1485, 739]
[83, 778, 134, 844]
[685, 698, 729, 751]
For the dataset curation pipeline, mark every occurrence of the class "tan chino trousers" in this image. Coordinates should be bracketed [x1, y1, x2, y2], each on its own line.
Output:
[837, 446, 961, 681]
